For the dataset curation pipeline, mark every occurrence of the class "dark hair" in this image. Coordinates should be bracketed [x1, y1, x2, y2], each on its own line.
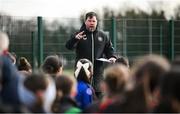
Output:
[85, 12, 98, 20]
[76, 59, 93, 84]
[103, 64, 129, 94]
[18, 57, 32, 72]
[115, 56, 129, 67]
[136, 62, 165, 92]
[171, 56, 180, 70]
[55, 75, 75, 96]
[132, 55, 170, 93]
[24, 73, 49, 93]
[160, 70, 180, 101]
[42, 55, 62, 74]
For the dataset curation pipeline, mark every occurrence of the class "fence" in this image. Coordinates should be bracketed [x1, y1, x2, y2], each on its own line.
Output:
[0, 15, 180, 70]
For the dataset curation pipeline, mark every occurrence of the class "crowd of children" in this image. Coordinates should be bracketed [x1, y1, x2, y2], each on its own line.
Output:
[0, 31, 180, 113]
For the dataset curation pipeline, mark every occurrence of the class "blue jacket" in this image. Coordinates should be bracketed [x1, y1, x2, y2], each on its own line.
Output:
[0, 55, 22, 105]
[75, 81, 93, 109]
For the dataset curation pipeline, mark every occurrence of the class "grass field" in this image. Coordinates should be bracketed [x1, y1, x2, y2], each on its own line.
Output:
[63, 69, 74, 76]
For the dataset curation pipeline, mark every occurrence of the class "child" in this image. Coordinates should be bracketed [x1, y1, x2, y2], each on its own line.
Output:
[18, 73, 56, 113]
[18, 57, 32, 72]
[52, 75, 81, 113]
[41, 55, 63, 78]
[75, 59, 95, 109]
[115, 56, 129, 68]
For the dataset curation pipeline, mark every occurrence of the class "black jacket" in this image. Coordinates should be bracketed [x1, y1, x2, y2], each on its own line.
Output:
[66, 23, 115, 92]
[66, 23, 115, 62]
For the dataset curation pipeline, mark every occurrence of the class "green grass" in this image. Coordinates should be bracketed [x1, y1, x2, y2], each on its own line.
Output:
[63, 69, 74, 76]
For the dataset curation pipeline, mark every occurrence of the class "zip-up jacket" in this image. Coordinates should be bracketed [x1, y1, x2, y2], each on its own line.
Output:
[66, 23, 115, 63]
[65, 23, 116, 92]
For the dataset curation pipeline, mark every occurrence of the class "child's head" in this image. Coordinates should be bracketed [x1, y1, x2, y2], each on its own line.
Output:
[74, 59, 93, 83]
[102, 64, 130, 97]
[131, 54, 170, 92]
[18, 72, 56, 112]
[55, 75, 77, 98]
[42, 55, 63, 77]
[115, 56, 129, 68]
[18, 57, 32, 73]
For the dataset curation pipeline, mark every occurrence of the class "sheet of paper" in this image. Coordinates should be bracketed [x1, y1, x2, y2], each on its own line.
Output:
[96, 58, 111, 63]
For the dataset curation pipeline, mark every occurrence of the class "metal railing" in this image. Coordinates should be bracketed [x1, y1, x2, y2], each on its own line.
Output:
[1, 16, 180, 70]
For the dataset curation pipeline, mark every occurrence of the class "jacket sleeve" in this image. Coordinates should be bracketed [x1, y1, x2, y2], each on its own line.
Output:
[104, 35, 116, 59]
[65, 33, 79, 50]
[1, 55, 22, 104]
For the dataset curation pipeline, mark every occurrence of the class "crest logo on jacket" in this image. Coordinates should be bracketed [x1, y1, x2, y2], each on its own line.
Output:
[98, 37, 103, 42]
[83, 37, 87, 40]
[86, 88, 92, 95]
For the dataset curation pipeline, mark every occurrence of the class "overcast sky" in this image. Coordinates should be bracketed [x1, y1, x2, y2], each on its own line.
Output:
[1, 0, 180, 19]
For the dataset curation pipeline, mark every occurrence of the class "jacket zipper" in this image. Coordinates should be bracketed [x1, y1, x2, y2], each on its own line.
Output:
[91, 32, 94, 85]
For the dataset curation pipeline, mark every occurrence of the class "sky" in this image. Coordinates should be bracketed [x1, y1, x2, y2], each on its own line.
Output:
[1, 0, 180, 19]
